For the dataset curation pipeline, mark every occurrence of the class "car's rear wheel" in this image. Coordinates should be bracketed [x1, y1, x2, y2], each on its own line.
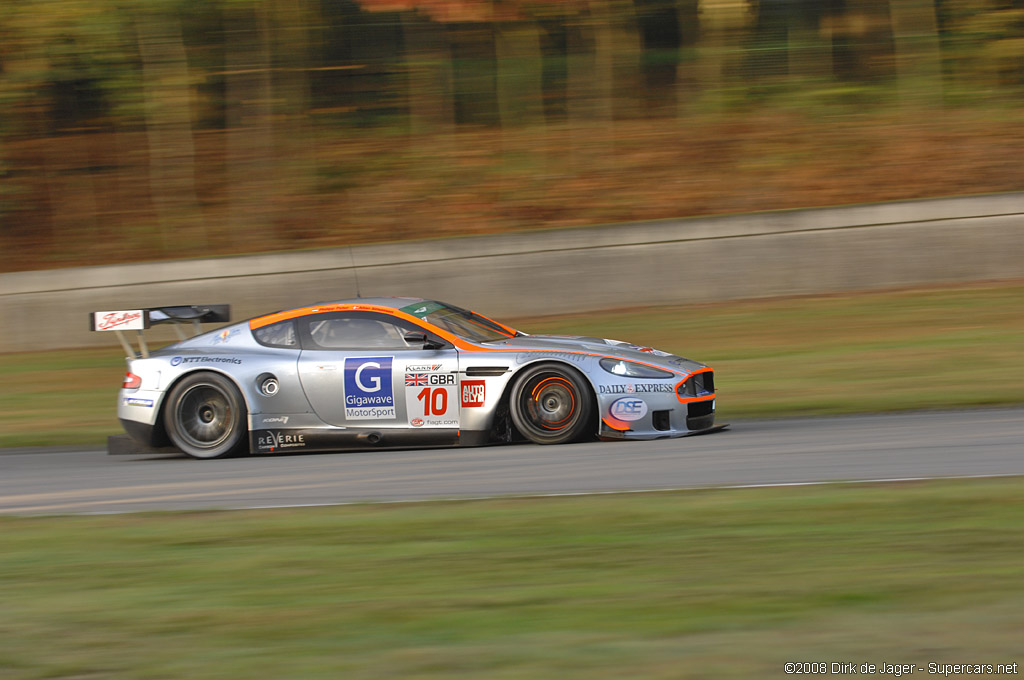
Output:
[164, 372, 247, 459]
[509, 363, 594, 445]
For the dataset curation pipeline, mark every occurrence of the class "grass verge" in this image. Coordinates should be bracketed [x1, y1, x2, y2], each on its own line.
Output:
[1, 280, 1022, 447]
[1, 478, 1023, 679]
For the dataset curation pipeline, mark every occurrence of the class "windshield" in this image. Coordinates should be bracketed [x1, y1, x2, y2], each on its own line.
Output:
[399, 301, 517, 344]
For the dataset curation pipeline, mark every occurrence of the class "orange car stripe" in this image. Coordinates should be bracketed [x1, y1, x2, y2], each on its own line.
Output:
[251, 303, 504, 349]
[601, 417, 632, 432]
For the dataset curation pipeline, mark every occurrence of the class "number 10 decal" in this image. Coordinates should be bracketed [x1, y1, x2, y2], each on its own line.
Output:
[416, 387, 448, 416]
[403, 364, 459, 428]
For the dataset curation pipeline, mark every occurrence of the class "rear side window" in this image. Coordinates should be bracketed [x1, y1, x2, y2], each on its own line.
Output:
[253, 320, 297, 348]
[306, 316, 412, 350]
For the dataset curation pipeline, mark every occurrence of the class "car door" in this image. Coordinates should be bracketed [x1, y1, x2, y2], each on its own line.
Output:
[296, 311, 460, 430]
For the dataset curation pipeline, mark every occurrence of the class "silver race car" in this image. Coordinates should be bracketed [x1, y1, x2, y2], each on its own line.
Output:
[92, 299, 722, 459]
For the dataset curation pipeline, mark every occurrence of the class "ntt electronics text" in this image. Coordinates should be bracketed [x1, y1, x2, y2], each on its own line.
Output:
[784, 662, 1018, 676]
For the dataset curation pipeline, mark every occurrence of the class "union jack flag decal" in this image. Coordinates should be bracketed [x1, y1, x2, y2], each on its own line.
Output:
[405, 373, 429, 386]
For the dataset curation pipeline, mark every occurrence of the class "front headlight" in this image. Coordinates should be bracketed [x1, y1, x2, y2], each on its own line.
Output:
[599, 358, 674, 379]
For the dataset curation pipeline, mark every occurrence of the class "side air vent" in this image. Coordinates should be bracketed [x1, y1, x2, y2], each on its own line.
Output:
[652, 410, 672, 431]
[465, 366, 509, 377]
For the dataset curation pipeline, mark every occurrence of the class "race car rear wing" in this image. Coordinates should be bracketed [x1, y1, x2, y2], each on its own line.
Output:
[90, 305, 230, 358]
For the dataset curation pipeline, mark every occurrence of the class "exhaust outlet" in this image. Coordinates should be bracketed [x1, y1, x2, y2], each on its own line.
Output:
[357, 432, 383, 445]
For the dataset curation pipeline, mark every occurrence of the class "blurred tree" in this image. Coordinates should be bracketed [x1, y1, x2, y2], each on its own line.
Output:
[831, 0, 897, 81]
[695, 0, 753, 108]
[746, 0, 843, 82]
[565, 1, 616, 124]
[890, 0, 943, 105]
[358, 3, 456, 133]
[940, 0, 1024, 91]
[222, 0, 275, 249]
[631, 0, 698, 114]
[0, 0, 136, 254]
[134, 2, 206, 250]
[494, 8, 545, 129]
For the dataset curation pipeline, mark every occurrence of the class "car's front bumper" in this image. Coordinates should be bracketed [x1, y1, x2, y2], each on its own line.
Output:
[597, 393, 719, 440]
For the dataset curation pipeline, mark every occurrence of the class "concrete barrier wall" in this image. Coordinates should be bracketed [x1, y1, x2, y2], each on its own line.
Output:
[3, 193, 1023, 352]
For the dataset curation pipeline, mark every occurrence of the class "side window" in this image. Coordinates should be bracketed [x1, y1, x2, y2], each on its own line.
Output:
[306, 315, 415, 350]
[253, 320, 298, 348]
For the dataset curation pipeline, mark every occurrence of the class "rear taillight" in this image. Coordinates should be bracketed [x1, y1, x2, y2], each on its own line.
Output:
[122, 372, 142, 390]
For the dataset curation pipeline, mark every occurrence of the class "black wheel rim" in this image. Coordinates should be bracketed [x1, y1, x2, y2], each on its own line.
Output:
[518, 374, 579, 436]
[176, 385, 234, 450]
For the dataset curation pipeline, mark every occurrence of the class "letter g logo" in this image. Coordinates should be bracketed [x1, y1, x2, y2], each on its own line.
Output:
[355, 361, 382, 392]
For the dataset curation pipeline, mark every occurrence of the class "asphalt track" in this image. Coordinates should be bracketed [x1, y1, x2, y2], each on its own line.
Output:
[1, 408, 1022, 515]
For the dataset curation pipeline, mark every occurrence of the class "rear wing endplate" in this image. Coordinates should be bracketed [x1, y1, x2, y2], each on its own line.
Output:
[90, 305, 230, 358]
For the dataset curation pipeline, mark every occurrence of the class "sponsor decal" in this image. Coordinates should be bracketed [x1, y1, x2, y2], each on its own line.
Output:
[405, 360, 459, 427]
[213, 328, 241, 345]
[406, 372, 455, 386]
[606, 340, 671, 358]
[344, 357, 395, 419]
[628, 346, 670, 356]
[346, 407, 396, 419]
[635, 383, 674, 393]
[461, 380, 486, 408]
[122, 397, 154, 408]
[407, 386, 456, 425]
[171, 356, 242, 366]
[398, 301, 445, 318]
[403, 364, 460, 421]
[609, 397, 648, 422]
[406, 363, 443, 373]
[94, 310, 145, 332]
[261, 416, 290, 425]
[254, 430, 306, 453]
[599, 383, 673, 395]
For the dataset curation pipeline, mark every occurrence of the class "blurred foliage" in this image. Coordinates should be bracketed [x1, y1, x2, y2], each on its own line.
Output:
[941, 0, 1024, 86]
[0, 0, 1022, 270]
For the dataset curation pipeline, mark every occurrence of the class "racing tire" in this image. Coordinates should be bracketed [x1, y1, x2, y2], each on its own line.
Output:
[164, 372, 248, 459]
[509, 363, 594, 445]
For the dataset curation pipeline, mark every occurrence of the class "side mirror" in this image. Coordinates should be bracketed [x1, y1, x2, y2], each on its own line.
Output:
[403, 331, 448, 350]
[404, 331, 427, 346]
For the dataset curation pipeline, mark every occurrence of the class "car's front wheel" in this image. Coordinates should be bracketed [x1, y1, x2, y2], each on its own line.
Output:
[164, 372, 248, 459]
[509, 363, 594, 445]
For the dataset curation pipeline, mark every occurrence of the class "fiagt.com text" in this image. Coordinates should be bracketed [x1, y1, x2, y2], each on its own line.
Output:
[784, 662, 1018, 677]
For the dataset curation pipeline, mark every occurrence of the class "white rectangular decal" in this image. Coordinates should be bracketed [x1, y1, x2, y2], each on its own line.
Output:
[403, 362, 459, 428]
[92, 310, 147, 332]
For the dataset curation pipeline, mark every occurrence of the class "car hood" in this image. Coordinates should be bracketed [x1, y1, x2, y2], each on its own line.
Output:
[481, 334, 706, 375]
